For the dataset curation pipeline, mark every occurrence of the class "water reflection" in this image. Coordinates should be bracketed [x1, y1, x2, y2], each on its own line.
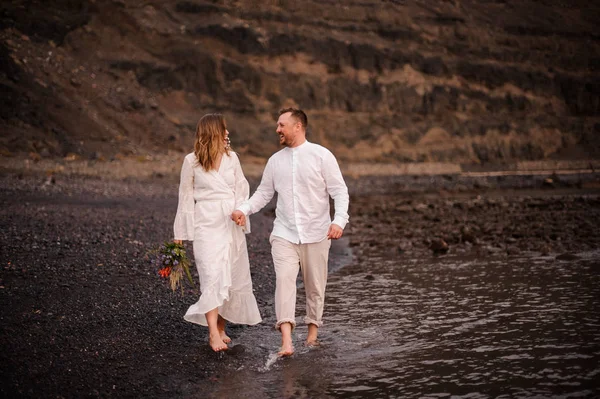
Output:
[195, 250, 600, 398]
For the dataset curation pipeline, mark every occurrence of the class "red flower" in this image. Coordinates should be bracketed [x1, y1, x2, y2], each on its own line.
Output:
[158, 267, 172, 278]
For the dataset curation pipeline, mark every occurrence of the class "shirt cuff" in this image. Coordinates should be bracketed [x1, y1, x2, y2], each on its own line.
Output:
[332, 217, 347, 230]
[237, 203, 251, 216]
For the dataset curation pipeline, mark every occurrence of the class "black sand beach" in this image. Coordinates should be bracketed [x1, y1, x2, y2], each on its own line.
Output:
[1, 170, 599, 397]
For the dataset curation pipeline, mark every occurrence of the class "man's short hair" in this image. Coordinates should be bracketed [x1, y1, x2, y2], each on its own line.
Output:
[279, 107, 307, 130]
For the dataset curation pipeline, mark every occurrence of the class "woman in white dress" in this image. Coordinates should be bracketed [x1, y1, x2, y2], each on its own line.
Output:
[173, 113, 262, 352]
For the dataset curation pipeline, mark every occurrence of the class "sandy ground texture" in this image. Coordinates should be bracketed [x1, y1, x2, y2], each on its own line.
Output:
[1, 165, 599, 397]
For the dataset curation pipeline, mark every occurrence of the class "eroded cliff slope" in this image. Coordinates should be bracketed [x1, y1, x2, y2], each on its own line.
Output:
[1, 0, 599, 164]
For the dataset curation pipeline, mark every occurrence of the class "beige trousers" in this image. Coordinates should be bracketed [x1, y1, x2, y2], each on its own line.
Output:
[270, 235, 331, 330]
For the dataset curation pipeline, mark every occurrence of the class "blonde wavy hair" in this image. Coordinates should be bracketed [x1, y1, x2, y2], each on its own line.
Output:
[194, 113, 230, 171]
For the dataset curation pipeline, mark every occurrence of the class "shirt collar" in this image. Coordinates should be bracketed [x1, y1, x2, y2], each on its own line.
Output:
[290, 140, 308, 151]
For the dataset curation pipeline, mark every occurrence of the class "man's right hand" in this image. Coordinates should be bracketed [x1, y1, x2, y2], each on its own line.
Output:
[231, 210, 246, 226]
[327, 223, 343, 240]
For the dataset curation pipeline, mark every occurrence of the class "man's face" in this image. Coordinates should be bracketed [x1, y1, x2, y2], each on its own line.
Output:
[276, 112, 298, 147]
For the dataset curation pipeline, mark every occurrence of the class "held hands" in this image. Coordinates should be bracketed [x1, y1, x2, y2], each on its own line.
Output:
[173, 239, 183, 245]
[231, 210, 246, 227]
[327, 224, 343, 240]
[230, 212, 340, 236]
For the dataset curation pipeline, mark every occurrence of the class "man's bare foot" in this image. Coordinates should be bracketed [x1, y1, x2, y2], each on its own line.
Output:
[209, 334, 229, 352]
[306, 324, 319, 347]
[278, 342, 295, 357]
[278, 322, 295, 357]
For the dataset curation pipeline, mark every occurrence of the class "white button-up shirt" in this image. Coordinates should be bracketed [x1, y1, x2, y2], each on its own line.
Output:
[237, 141, 349, 244]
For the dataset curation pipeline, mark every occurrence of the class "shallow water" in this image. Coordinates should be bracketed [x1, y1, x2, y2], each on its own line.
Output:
[189, 248, 600, 398]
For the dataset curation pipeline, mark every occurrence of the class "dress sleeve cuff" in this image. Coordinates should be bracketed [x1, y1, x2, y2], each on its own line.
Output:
[173, 211, 195, 240]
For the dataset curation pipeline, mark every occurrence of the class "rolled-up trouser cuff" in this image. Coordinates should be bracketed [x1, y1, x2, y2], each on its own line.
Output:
[275, 318, 297, 331]
[304, 317, 323, 327]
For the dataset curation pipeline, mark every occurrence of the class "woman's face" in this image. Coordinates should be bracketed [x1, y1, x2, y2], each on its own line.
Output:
[224, 129, 230, 148]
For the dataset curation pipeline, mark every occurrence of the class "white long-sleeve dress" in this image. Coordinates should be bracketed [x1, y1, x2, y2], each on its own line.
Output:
[173, 151, 262, 326]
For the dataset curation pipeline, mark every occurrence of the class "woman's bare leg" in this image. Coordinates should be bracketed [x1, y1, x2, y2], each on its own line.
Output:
[206, 309, 228, 351]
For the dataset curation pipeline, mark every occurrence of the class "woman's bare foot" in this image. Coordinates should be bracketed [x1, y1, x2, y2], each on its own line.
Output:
[217, 316, 231, 344]
[219, 330, 231, 344]
[209, 333, 229, 352]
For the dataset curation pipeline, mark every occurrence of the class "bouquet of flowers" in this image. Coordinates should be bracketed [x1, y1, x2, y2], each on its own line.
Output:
[150, 242, 195, 293]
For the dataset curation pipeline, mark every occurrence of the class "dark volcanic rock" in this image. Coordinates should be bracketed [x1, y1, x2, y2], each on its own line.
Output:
[429, 238, 449, 254]
[556, 252, 581, 261]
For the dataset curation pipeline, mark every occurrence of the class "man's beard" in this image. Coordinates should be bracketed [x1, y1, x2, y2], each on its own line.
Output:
[279, 135, 289, 147]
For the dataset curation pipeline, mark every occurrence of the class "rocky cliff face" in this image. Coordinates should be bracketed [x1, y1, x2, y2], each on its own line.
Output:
[1, 0, 599, 164]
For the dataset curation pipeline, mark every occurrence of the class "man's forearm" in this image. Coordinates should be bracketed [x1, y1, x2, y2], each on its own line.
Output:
[238, 164, 275, 215]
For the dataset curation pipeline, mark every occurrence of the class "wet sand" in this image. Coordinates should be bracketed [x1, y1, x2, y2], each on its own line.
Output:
[1, 169, 599, 397]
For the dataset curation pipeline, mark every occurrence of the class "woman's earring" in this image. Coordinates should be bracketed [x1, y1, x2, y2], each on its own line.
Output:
[225, 137, 231, 150]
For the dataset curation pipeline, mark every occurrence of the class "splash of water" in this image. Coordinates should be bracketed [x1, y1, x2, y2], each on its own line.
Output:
[260, 352, 280, 372]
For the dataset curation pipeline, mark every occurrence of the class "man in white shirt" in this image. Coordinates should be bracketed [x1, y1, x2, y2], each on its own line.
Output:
[231, 108, 349, 356]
